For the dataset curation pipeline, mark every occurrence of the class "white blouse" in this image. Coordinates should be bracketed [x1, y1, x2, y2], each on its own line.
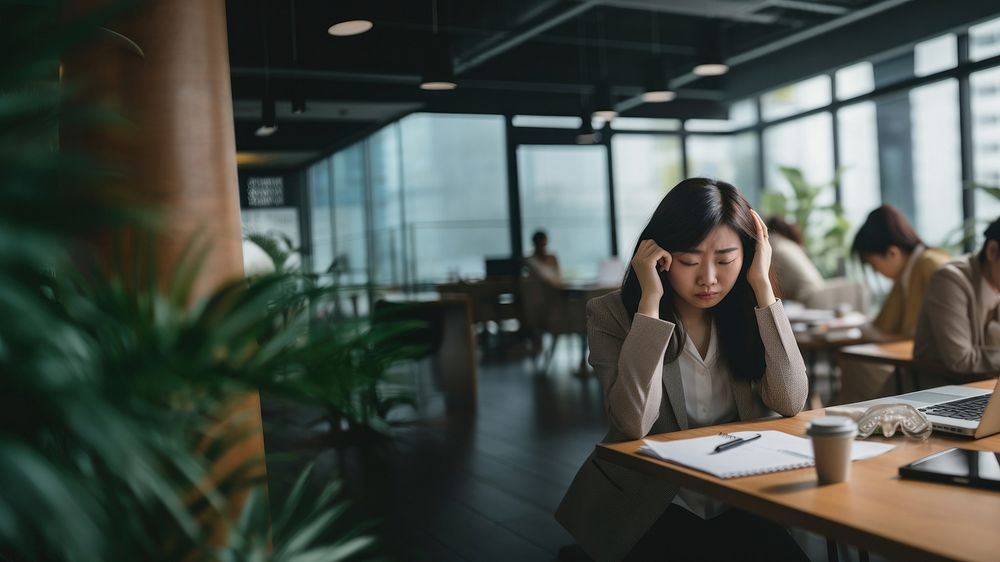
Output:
[671, 320, 738, 520]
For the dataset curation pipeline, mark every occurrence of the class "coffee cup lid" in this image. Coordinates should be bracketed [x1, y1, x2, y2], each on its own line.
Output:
[806, 416, 857, 437]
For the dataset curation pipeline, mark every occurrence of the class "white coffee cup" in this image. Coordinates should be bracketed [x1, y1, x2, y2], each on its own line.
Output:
[806, 416, 857, 484]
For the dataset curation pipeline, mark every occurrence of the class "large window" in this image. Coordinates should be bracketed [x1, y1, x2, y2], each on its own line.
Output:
[763, 112, 835, 205]
[399, 113, 509, 282]
[686, 133, 760, 204]
[611, 134, 683, 258]
[910, 80, 963, 246]
[519, 145, 610, 281]
[761, 75, 832, 122]
[970, 16, 1000, 62]
[836, 61, 875, 101]
[838, 102, 881, 233]
[914, 34, 957, 77]
[972, 66, 1000, 228]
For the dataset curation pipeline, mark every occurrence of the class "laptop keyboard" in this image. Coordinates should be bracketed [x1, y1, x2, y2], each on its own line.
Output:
[918, 394, 992, 421]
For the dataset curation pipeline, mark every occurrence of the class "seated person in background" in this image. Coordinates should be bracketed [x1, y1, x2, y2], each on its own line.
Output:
[525, 229, 562, 287]
[765, 216, 825, 302]
[914, 217, 1000, 386]
[835, 204, 950, 404]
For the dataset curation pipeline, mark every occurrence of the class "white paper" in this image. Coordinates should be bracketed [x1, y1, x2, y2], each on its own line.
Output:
[638, 430, 895, 479]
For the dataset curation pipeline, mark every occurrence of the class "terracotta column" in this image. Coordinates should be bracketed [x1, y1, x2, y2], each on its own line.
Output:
[61, 0, 266, 530]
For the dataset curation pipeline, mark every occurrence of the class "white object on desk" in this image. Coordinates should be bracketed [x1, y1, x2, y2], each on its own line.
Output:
[638, 430, 895, 479]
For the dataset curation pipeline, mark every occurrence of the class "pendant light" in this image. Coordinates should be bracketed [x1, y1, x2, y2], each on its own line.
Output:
[592, 80, 617, 120]
[290, 0, 306, 114]
[641, 15, 675, 103]
[420, 0, 456, 90]
[256, 0, 277, 136]
[328, 0, 373, 37]
[576, 107, 599, 144]
[575, 15, 599, 144]
[591, 9, 617, 120]
[693, 19, 729, 77]
[256, 97, 277, 137]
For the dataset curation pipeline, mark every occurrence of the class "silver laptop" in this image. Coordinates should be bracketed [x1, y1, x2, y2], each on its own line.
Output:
[838, 379, 1000, 438]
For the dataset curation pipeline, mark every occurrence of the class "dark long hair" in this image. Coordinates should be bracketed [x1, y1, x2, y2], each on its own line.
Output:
[620, 178, 766, 382]
[766, 216, 804, 246]
[852, 204, 924, 258]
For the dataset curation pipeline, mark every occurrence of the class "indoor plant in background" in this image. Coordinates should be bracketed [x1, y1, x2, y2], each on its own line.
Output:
[939, 182, 1000, 252]
[762, 166, 851, 277]
[0, 2, 403, 561]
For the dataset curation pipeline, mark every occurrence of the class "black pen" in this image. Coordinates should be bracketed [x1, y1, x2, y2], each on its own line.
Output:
[712, 433, 762, 453]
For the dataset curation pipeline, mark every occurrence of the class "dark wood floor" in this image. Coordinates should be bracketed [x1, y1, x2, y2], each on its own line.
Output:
[261, 336, 882, 562]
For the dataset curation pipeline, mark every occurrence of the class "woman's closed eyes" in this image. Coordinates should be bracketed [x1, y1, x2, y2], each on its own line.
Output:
[676, 259, 737, 267]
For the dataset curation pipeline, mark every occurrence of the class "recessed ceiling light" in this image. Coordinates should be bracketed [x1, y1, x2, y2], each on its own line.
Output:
[328, 20, 373, 37]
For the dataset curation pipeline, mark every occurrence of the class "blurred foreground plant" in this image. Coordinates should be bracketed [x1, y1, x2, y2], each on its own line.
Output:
[0, 2, 413, 561]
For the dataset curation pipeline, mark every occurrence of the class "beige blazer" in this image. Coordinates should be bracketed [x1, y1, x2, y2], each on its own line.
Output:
[873, 247, 950, 339]
[914, 255, 1000, 384]
[555, 291, 808, 562]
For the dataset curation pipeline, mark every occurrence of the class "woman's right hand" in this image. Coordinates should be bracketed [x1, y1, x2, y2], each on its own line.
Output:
[632, 240, 671, 317]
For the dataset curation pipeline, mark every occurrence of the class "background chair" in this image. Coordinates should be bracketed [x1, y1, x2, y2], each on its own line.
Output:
[519, 278, 588, 375]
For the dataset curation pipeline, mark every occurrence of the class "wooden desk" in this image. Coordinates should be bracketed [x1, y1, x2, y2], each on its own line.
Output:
[795, 332, 877, 403]
[839, 340, 914, 367]
[596, 380, 1000, 562]
[839, 340, 915, 394]
[374, 296, 478, 409]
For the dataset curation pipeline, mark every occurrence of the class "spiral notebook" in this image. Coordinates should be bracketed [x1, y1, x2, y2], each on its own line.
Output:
[638, 430, 895, 479]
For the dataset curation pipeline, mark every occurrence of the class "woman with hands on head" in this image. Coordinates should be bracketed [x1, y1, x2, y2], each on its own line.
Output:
[555, 178, 809, 562]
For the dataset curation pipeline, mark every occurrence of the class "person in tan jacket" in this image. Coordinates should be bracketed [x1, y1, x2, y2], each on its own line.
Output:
[835, 205, 950, 404]
[555, 178, 809, 562]
[914, 217, 1000, 386]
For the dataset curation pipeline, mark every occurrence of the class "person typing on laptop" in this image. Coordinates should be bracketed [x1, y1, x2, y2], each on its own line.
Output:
[913, 216, 1000, 387]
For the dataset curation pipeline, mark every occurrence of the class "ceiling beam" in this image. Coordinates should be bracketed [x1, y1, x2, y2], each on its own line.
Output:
[768, 0, 848, 16]
[453, 0, 600, 75]
[597, 0, 777, 24]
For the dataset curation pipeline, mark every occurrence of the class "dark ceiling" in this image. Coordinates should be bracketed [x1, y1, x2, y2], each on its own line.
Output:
[226, 0, 1000, 166]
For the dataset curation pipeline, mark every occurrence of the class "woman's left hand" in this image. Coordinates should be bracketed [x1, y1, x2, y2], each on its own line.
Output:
[747, 210, 772, 291]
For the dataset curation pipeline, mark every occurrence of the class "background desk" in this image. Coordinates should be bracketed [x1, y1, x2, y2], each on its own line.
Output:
[596, 379, 1000, 562]
[795, 331, 877, 403]
[839, 340, 915, 394]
